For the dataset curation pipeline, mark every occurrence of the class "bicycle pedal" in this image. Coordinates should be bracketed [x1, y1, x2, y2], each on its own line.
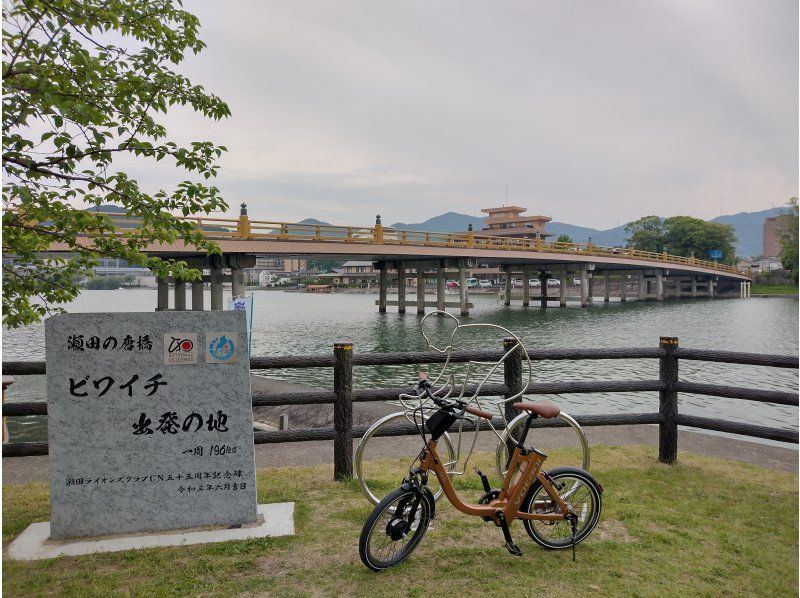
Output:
[504, 541, 523, 557]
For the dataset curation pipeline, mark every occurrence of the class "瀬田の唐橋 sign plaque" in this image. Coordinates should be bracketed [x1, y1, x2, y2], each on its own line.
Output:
[45, 311, 257, 539]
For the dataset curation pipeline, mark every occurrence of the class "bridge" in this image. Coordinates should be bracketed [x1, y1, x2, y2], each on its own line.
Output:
[49, 204, 751, 315]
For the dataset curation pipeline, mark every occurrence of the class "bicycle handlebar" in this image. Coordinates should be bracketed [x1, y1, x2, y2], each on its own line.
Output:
[417, 380, 493, 420]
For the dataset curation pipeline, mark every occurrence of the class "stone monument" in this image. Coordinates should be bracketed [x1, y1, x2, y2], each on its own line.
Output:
[45, 311, 258, 539]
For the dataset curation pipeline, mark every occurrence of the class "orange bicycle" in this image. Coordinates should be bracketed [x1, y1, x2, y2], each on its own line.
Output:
[359, 374, 603, 571]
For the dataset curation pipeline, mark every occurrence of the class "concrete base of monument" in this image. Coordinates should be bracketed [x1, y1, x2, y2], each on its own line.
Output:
[7, 502, 295, 561]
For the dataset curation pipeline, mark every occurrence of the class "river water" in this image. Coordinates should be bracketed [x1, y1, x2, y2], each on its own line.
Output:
[3, 289, 798, 444]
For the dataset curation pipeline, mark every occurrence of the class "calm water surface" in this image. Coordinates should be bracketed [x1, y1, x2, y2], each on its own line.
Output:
[3, 289, 798, 443]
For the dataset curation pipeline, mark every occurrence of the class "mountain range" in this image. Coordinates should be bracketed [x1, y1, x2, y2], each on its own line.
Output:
[391, 208, 786, 258]
[85, 205, 785, 258]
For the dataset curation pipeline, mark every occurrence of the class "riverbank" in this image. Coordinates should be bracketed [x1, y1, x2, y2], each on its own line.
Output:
[4, 422, 796, 485]
[751, 283, 799, 295]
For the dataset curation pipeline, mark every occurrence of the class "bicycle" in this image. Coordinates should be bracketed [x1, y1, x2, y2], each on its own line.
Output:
[354, 311, 590, 506]
[359, 374, 603, 571]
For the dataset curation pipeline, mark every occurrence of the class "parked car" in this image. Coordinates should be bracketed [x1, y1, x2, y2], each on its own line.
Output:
[547, 278, 561, 287]
[573, 278, 581, 285]
[478, 279, 492, 288]
[511, 278, 523, 288]
[466, 277, 479, 288]
[446, 279, 459, 289]
[528, 279, 542, 287]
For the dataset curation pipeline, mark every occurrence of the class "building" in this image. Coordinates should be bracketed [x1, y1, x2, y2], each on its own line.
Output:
[481, 206, 551, 239]
[245, 256, 307, 284]
[763, 215, 790, 258]
[317, 261, 377, 285]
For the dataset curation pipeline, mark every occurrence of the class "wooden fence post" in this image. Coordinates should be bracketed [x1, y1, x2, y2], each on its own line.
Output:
[659, 336, 679, 464]
[503, 338, 524, 453]
[333, 342, 354, 480]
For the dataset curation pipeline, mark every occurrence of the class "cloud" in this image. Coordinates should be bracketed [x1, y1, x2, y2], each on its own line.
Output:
[148, 0, 800, 227]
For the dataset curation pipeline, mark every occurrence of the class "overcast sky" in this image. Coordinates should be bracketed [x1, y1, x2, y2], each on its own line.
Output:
[146, 0, 798, 228]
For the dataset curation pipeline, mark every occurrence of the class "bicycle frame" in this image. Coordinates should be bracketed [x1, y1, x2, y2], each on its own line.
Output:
[418, 440, 569, 525]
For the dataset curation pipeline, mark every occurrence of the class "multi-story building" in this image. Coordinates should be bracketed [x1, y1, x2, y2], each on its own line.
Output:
[764, 215, 790, 258]
[481, 206, 551, 239]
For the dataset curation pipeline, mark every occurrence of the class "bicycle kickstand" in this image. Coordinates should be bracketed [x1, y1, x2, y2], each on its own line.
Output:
[567, 513, 578, 562]
[496, 512, 523, 557]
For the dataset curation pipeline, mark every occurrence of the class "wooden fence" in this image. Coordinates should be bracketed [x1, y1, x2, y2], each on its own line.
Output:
[2, 337, 797, 480]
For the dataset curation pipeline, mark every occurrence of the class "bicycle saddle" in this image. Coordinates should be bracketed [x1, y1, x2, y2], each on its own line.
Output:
[511, 400, 560, 419]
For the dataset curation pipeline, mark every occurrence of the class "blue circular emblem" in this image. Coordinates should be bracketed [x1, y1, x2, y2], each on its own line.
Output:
[208, 335, 235, 361]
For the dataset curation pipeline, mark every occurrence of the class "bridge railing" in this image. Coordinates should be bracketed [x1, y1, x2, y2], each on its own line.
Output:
[2, 338, 796, 480]
[89, 211, 745, 275]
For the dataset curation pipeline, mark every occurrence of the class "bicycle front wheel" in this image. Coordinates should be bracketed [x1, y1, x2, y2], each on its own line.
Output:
[359, 487, 432, 571]
[355, 411, 456, 505]
[495, 411, 590, 477]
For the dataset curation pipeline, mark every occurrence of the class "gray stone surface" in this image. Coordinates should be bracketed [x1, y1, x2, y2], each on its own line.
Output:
[7, 503, 294, 561]
[45, 312, 257, 539]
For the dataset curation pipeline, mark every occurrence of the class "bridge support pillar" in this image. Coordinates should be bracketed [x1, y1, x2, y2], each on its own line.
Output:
[504, 269, 512, 307]
[397, 263, 406, 314]
[210, 265, 224, 310]
[436, 264, 446, 311]
[540, 270, 548, 308]
[416, 268, 425, 314]
[559, 270, 567, 307]
[708, 278, 715, 298]
[174, 280, 186, 311]
[603, 272, 610, 303]
[638, 271, 646, 301]
[231, 268, 245, 299]
[378, 263, 387, 313]
[587, 272, 594, 303]
[156, 276, 169, 311]
[521, 267, 530, 307]
[620, 272, 627, 302]
[459, 262, 468, 316]
[580, 268, 589, 307]
[656, 270, 664, 301]
[691, 277, 698, 298]
[191, 281, 204, 311]
[674, 277, 683, 299]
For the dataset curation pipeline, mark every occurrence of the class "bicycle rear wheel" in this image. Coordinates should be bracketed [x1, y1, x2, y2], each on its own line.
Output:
[521, 467, 602, 549]
[495, 411, 590, 477]
[359, 487, 432, 571]
[355, 411, 456, 505]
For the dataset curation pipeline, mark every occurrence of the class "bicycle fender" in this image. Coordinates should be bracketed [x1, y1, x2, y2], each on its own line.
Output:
[421, 486, 436, 520]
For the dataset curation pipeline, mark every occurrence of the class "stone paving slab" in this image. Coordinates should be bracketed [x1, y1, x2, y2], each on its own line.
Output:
[7, 502, 294, 561]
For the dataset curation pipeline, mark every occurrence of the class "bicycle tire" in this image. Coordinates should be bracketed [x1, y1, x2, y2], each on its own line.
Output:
[359, 486, 432, 571]
[495, 411, 590, 477]
[520, 466, 602, 549]
[355, 411, 456, 505]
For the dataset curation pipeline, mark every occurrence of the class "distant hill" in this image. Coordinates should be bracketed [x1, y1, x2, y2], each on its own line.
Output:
[710, 208, 784, 258]
[391, 212, 485, 232]
[90, 203, 784, 258]
[386, 207, 786, 257]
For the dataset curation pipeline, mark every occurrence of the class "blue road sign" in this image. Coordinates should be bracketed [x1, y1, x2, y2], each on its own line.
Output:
[709, 249, 723, 259]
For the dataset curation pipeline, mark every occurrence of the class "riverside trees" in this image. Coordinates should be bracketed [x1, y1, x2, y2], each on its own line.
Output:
[2, 0, 230, 327]
[624, 215, 737, 264]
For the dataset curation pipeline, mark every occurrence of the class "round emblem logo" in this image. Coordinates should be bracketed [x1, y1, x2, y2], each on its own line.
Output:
[208, 335, 234, 361]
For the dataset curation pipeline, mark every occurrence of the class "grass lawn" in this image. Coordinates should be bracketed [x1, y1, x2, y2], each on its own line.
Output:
[3, 445, 798, 597]
[750, 283, 799, 295]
